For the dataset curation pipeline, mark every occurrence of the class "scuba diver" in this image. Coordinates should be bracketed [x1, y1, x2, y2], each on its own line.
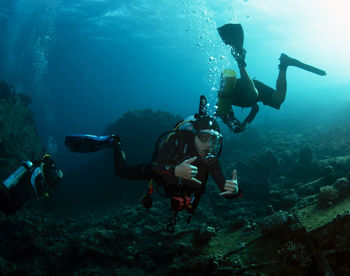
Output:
[0, 154, 63, 213]
[216, 23, 327, 133]
[65, 96, 241, 232]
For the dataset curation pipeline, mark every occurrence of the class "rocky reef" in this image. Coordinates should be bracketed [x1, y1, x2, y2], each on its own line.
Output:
[0, 80, 43, 179]
[104, 108, 183, 162]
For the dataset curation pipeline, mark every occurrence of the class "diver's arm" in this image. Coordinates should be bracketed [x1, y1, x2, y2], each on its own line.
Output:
[152, 162, 175, 176]
[153, 146, 201, 184]
[234, 103, 259, 133]
[243, 103, 259, 125]
[113, 142, 153, 180]
[218, 108, 240, 132]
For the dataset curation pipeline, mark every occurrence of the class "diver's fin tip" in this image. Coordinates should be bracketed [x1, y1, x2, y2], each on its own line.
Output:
[217, 23, 244, 51]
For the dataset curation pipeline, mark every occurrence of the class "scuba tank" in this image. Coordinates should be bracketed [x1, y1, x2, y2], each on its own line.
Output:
[2, 161, 33, 190]
[65, 134, 117, 153]
[30, 154, 63, 198]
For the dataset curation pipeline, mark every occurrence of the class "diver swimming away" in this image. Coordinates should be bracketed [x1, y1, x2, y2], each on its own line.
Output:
[216, 23, 327, 133]
[65, 96, 241, 232]
[0, 154, 63, 213]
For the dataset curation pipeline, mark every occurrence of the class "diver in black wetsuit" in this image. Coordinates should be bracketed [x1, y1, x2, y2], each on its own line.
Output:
[112, 114, 241, 231]
[0, 154, 63, 213]
[65, 96, 241, 231]
[113, 114, 239, 199]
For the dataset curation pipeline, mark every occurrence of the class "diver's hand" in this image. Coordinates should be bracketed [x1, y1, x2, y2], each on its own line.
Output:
[223, 118, 235, 132]
[217, 112, 235, 132]
[234, 122, 246, 133]
[175, 157, 202, 185]
[220, 169, 239, 197]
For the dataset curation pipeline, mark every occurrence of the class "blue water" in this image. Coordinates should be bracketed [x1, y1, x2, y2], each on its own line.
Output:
[1, 0, 350, 202]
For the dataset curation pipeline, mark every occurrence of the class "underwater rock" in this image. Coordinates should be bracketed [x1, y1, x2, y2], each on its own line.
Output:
[289, 147, 322, 180]
[271, 190, 299, 210]
[318, 185, 339, 206]
[298, 146, 313, 165]
[191, 224, 216, 250]
[347, 172, 350, 181]
[104, 109, 182, 163]
[297, 175, 330, 196]
[0, 81, 43, 179]
[269, 189, 281, 199]
[230, 216, 248, 231]
[139, 242, 179, 268]
[170, 254, 232, 275]
[0, 256, 16, 275]
[0, 81, 32, 104]
[332, 177, 350, 195]
[265, 204, 274, 215]
[323, 165, 335, 176]
[0, 80, 13, 98]
[135, 254, 156, 273]
[235, 150, 281, 180]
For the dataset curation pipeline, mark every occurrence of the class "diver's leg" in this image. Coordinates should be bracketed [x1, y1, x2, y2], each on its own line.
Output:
[267, 54, 293, 108]
[272, 51, 327, 108]
[113, 138, 153, 180]
[272, 68, 287, 107]
[239, 66, 258, 100]
[233, 49, 259, 104]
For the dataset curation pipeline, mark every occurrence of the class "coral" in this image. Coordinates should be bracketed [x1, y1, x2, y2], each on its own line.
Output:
[278, 241, 311, 267]
[318, 186, 339, 206]
[260, 210, 292, 235]
[191, 224, 216, 250]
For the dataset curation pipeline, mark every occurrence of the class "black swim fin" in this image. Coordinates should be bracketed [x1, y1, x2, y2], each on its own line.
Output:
[65, 134, 116, 153]
[217, 23, 244, 52]
[280, 53, 326, 76]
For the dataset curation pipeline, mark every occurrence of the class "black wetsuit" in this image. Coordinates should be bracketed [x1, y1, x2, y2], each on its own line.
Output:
[0, 160, 62, 213]
[231, 79, 281, 124]
[113, 131, 228, 198]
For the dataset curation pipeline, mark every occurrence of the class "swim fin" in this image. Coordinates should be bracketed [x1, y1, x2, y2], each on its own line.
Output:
[280, 53, 326, 76]
[65, 134, 117, 153]
[217, 23, 244, 52]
